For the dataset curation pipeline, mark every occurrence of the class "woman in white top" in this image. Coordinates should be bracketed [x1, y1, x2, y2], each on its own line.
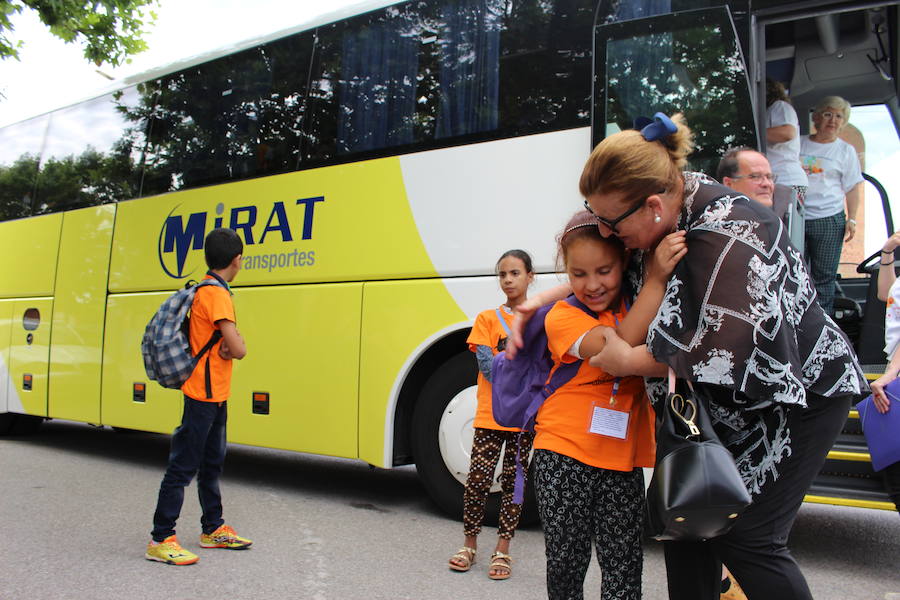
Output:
[799, 96, 864, 315]
[868, 230, 900, 515]
[766, 79, 808, 251]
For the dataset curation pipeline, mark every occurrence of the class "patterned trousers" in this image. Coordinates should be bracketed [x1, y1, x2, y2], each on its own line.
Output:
[462, 427, 534, 539]
[804, 212, 845, 315]
[533, 449, 645, 600]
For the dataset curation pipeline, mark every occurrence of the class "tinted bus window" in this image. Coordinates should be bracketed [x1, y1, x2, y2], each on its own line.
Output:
[34, 87, 147, 215]
[600, 10, 756, 175]
[304, 0, 594, 165]
[140, 36, 314, 195]
[0, 115, 48, 221]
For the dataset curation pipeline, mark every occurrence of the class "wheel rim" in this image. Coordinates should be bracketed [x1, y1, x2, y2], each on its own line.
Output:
[438, 384, 502, 492]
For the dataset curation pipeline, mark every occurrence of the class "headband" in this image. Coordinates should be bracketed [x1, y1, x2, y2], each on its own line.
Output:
[634, 112, 677, 142]
[562, 221, 598, 238]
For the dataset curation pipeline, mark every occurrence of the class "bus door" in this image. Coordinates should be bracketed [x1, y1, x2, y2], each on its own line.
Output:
[591, 6, 757, 174]
[0, 301, 12, 414]
[6, 300, 52, 417]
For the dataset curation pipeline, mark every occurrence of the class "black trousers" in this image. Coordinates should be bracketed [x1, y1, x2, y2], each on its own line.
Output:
[663, 392, 852, 600]
[883, 461, 900, 515]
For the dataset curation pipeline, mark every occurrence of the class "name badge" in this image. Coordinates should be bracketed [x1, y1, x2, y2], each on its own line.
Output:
[589, 405, 629, 440]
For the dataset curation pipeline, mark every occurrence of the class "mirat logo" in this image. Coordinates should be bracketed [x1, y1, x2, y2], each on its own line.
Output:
[157, 197, 325, 279]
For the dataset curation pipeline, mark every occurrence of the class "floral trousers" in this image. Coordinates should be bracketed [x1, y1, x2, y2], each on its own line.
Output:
[462, 427, 534, 539]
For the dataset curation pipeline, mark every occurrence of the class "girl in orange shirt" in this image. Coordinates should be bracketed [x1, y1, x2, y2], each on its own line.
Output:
[448, 249, 534, 580]
[530, 211, 684, 600]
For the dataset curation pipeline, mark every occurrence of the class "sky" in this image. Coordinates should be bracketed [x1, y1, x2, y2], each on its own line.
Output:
[0, 0, 393, 127]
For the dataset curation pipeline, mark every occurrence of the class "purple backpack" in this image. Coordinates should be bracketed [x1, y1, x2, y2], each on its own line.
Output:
[491, 295, 595, 502]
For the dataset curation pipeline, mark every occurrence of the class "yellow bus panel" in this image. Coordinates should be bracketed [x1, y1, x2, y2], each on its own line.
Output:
[102, 292, 185, 433]
[0, 214, 62, 298]
[227, 283, 362, 458]
[7, 298, 53, 416]
[358, 278, 468, 466]
[48, 205, 115, 423]
[108, 158, 438, 292]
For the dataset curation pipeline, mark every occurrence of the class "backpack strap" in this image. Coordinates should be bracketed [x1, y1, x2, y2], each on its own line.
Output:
[495, 307, 512, 337]
[192, 278, 226, 398]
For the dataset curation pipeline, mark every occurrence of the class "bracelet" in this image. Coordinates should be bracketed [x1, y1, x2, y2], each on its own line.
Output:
[848, 219, 857, 225]
[883, 250, 894, 255]
[881, 261, 894, 266]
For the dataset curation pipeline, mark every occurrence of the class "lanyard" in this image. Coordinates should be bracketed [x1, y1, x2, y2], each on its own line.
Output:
[609, 306, 626, 405]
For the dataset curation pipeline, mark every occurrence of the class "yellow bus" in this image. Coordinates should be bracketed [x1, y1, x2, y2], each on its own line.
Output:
[1, 0, 898, 516]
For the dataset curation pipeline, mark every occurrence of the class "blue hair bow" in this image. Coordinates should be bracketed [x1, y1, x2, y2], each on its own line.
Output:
[634, 112, 677, 142]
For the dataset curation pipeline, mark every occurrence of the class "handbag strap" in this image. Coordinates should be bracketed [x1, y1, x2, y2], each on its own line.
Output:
[667, 367, 700, 437]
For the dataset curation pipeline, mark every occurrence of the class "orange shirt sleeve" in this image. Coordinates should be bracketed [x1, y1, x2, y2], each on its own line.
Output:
[202, 285, 236, 327]
[545, 302, 599, 364]
[466, 310, 495, 352]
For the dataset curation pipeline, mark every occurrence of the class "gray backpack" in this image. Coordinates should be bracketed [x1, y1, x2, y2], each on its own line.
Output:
[141, 280, 223, 390]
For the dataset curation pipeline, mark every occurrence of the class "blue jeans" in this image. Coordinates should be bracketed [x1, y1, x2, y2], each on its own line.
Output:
[151, 396, 227, 541]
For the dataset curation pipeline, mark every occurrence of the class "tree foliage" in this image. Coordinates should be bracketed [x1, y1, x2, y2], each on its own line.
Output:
[0, 0, 157, 66]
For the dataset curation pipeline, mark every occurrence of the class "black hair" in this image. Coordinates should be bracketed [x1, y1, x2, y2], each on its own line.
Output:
[495, 249, 534, 274]
[204, 227, 243, 270]
[717, 146, 757, 181]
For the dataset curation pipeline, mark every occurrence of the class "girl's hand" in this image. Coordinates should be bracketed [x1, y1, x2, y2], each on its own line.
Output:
[218, 340, 232, 360]
[646, 230, 687, 285]
[869, 374, 894, 414]
[883, 231, 900, 255]
[588, 328, 632, 376]
[507, 298, 542, 359]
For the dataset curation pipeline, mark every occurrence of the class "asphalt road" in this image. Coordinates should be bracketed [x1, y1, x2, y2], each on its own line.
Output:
[0, 420, 898, 600]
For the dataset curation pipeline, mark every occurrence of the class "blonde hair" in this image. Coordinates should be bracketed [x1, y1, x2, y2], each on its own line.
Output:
[814, 96, 851, 121]
[579, 113, 694, 203]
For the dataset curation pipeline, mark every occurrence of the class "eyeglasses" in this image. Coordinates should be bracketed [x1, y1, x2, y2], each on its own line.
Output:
[583, 196, 648, 234]
[730, 173, 777, 183]
[819, 111, 844, 120]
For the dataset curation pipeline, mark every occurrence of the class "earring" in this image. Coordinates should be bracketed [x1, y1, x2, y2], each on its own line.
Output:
[654, 214, 661, 223]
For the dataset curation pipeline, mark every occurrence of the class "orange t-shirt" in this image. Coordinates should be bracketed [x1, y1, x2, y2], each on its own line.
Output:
[181, 276, 236, 402]
[467, 306, 518, 431]
[534, 300, 655, 470]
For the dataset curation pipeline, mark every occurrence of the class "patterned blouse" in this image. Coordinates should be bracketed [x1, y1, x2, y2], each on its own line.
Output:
[640, 172, 867, 495]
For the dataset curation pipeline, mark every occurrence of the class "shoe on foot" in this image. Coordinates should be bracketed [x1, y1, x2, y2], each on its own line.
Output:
[145, 535, 199, 565]
[720, 572, 748, 600]
[199, 524, 252, 549]
[449, 546, 476, 572]
[488, 551, 512, 580]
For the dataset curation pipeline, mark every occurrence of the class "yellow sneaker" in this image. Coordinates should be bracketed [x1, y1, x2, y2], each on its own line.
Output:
[721, 572, 748, 600]
[199, 524, 252, 549]
[145, 535, 199, 565]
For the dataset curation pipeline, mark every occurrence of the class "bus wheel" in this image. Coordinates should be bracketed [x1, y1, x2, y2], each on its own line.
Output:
[411, 352, 491, 519]
[411, 352, 540, 525]
[0, 413, 16, 435]
[0, 414, 42, 435]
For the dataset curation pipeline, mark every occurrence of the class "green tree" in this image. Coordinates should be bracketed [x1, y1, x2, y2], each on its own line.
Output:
[0, 0, 157, 66]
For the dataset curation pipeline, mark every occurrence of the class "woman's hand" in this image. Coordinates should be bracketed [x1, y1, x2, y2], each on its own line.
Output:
[645, 230, 687, 286]
[870, 374, 894, 414]
[588, 328, 633, 376]
[844, 220, 857, 242]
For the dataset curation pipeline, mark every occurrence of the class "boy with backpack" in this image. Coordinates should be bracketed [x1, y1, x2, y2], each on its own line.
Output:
[145, 227, 251, 566]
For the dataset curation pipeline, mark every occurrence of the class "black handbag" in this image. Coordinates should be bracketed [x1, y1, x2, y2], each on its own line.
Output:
[646, 369, 752, 541]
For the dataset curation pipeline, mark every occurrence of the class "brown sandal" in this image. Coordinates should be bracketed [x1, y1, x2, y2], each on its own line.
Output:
[449, 546, 476, 572]
[488, 551, 512, 580]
